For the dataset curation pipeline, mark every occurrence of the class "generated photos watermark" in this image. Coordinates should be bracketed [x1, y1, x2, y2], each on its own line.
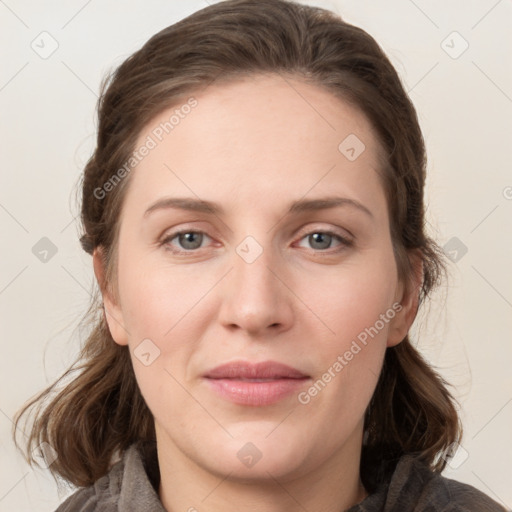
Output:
[298, 302, 402, 404]
[93, 97, 198, 200]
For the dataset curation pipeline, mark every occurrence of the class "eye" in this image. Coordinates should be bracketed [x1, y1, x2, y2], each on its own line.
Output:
[161, 230, 212, 253]
[296, 230, 352, 252]
[160, 228, 352, 255]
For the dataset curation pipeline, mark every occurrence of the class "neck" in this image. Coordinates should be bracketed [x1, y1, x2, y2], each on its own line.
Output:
[156, 425, 367, 512]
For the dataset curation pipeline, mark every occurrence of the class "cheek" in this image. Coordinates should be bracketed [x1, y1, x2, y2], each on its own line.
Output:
[119, 262, 207, 413]
[117, 253, 206, 341]
[302, 248, 398, 345]
[295, 248, 397, 408]
[115, 250, 223, 395]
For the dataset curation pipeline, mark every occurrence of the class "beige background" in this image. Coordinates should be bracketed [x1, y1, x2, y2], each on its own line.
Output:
[1, 0, 511, 510]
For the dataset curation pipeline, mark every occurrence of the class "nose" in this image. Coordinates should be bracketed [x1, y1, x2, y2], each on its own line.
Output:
[217, 238, 294, 338]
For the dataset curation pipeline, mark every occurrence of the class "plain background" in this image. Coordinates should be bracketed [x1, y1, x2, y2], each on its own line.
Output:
[1, 0, 511, 510]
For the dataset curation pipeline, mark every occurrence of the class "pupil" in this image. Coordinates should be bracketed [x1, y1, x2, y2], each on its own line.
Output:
[311, 233, 330, 249]
[181, 232, 201, 249]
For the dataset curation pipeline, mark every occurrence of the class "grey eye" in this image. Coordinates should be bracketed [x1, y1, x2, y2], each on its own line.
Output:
[307, 232, 335, 250]
[177, 232, 204, 250]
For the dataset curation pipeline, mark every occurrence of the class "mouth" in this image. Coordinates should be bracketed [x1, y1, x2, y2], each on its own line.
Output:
[203, 360, 310, 406]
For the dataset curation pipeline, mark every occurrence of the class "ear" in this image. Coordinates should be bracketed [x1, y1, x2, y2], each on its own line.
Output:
[387, 249, 424, 347]
[92, 246, 129, 346]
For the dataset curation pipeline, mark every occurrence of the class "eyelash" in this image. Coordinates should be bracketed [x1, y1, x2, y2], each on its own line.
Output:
[159, 228, 353, 255]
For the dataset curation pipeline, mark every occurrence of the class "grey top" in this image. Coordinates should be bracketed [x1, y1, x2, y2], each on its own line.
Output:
[55, 442, 507, 511]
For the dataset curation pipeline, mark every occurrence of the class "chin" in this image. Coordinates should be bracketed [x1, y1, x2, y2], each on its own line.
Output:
[196, 424, 316, 482]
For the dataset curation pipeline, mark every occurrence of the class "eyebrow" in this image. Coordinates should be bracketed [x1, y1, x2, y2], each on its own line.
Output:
[143, 196, 373, 219]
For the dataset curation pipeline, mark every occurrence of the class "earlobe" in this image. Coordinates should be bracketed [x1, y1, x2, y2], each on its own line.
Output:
[387, 250, 424, 348]
[92, 247, 129, 346]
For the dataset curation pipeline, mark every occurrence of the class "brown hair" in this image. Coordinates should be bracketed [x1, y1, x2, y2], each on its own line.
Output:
[14, 0, 461, 493]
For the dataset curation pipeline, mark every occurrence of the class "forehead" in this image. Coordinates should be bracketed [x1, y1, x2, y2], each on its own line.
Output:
[124, 73, 388, 218]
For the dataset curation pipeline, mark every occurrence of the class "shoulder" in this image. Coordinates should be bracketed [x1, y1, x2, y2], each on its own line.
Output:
[54, 475, 120, 512]
[382, 455, 507, 512]
[53, 441, 164, 512]
[53, 446, 131, 512]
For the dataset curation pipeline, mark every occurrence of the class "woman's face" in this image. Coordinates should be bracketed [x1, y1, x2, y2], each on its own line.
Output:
[98, 73, 418, 482]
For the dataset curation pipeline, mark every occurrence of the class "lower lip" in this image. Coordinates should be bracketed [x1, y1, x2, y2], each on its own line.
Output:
[205, 378, 309, 406]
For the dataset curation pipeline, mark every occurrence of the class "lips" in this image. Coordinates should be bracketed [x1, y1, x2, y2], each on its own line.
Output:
[203, 360, 310, 406]
[204, 360, 308, 380]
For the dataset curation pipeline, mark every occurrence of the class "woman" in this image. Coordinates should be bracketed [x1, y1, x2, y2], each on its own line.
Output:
[13, 0, 506, 510]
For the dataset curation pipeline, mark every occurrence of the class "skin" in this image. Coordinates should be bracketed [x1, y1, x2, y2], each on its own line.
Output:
[94, 73, 422, 512]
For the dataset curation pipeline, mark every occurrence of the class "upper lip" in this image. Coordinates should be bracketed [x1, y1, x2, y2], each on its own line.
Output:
[204, 360, 308, 379]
